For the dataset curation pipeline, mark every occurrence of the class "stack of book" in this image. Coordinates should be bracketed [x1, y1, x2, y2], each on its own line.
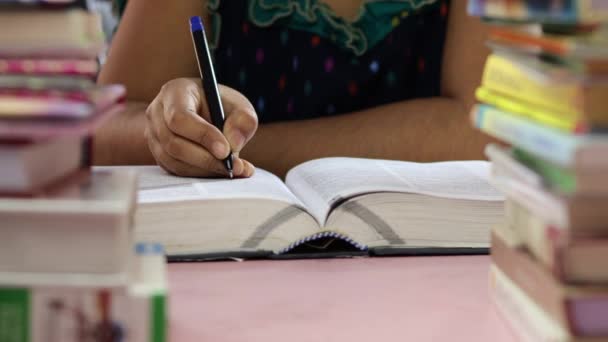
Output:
[469, 0, 608, 341]
[0, 1, 168, 341]
[0, 0, 127, 194]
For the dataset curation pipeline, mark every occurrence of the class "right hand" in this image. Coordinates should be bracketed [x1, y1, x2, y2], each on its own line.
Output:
[144, 78, 258, 178]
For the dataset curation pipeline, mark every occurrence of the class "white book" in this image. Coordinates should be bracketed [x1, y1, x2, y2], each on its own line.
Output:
[108, 157, 504, 259]
[0, 169, 137, 283]
[0, 136, 84, 194]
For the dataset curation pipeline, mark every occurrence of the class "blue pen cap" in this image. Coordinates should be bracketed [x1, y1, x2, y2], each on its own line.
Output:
[189, 16, 204, 32]
[135, 242, 164, 255]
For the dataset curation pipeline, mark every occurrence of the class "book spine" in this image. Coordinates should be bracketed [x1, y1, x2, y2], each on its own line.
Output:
[278, 231, 367, 255]
[0, 75, 95, 92]
[506, 199, 557, 271]
[0, 287, 30, 342]
[505, 199, 578, 283]
[486, 144, 545, 189]
[512, 148, 578, 194]
[492, 226, 608, 336]
[150, 293, 167, 342]
[491, 228, 576, 334]
[131, 242, 168, 342]
[0, 95, 93, 118]
[481, 54, 584, 118]
[489, 265, 572, 342]
[0, 59, 98, 78]
[0, 285, 165, 342]
[488, 27, 572, 57]
[0, 286, 130, 342]
[468, 0, 608, 24]
[472, 104, 580, 168]
[132, 292, 167, 342]
[475, 87, 587, 133]
[0, 11, 105, 59]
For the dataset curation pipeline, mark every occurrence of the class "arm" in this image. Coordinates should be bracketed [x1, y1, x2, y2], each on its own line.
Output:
[95, 0, 491, 178]
[96, 0, 257, 177]
[95, 0, 203, 165]
[244, 97, 488, 177]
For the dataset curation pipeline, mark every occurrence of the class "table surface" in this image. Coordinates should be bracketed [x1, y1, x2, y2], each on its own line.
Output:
[168, 255, 515, 342]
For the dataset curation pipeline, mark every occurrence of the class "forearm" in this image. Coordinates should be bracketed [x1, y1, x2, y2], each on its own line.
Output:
[242, 97, 492, 177]
[93, 102, 154, 165]
[93, 97, 492, 173]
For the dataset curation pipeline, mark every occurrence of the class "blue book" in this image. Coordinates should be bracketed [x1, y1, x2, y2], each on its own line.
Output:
[471, 104, 608, 169]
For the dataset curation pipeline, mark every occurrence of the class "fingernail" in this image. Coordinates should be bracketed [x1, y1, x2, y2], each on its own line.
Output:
[212, 142, 229, 159]
[230, 131, 246, 151]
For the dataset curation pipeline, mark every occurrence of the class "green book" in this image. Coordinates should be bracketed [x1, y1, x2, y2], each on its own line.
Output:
[512, 148, 577, 194]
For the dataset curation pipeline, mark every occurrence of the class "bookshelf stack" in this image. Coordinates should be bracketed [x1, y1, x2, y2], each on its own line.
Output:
[0, 1, 167, 341]
[468, 0, 608, 341]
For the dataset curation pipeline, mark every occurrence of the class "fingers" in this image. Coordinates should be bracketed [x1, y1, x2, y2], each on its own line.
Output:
[146, 127, 216, 178]
[145, 117, 225, 177]
[241, 159, 256, 178]
[160, 78, 231, 159]
[144, 78, 258, 178]
[219, 85, 258, 153]
[145, 107, 252, 178]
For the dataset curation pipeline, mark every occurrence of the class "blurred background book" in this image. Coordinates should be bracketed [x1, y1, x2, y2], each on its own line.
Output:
[0, 1, 167, 341]
[469, 0, 608, 341]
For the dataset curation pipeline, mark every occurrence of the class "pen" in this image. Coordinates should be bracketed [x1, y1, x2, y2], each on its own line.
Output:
[189, 16, 234, 179]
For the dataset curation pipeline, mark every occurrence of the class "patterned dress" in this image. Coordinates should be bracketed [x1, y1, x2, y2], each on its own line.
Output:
[115, 0, 450, 123]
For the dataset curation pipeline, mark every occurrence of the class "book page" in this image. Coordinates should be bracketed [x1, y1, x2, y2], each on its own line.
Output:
[285, 158, 503, 225]
[94, 166, 303, 207]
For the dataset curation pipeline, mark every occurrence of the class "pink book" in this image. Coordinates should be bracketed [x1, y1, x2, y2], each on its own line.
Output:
[0, 84, 125, 120]
[0, 58, 98, 77]
[0, 103, 124, 139]
[492, 224, 608, 337]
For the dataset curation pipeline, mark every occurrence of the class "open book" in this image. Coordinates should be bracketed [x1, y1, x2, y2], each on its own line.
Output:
[119, 157, 504, 259]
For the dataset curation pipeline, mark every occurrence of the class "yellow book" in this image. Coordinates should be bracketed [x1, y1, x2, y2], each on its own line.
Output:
[475, 87, 587, 133]
[481, 53, 608, 126]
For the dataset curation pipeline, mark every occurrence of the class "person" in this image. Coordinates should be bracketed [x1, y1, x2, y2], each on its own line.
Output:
[95, 0, 492, 178]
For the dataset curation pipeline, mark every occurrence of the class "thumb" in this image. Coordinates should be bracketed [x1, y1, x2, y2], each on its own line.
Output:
[220, 86, 258, 152]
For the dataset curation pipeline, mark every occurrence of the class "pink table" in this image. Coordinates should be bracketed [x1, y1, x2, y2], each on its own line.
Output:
[168, 255, 515, 342]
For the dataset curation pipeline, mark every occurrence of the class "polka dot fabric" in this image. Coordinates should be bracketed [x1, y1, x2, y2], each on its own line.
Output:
[211, 0, 449, 123]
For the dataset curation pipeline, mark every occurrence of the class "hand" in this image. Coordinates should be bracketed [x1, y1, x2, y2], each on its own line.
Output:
[145, 77, 258, 178]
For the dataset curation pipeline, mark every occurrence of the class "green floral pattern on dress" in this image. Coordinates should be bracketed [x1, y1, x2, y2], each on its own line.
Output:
[209, 0, 439, 55]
